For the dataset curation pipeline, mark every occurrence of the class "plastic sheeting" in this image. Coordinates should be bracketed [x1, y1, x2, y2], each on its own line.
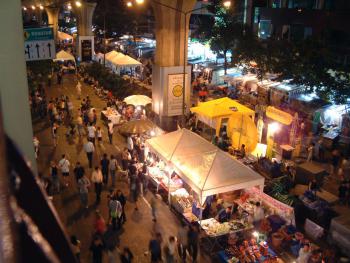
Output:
[146, 129, 264, 203]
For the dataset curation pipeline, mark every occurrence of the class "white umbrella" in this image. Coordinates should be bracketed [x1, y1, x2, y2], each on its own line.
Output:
[124, 95, 152, 106]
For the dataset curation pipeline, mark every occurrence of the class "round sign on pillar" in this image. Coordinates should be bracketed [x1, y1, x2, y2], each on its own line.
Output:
[172, 85, 183, 97]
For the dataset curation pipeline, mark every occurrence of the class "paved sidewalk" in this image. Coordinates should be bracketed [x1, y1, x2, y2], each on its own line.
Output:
[33, 74, 210, 263]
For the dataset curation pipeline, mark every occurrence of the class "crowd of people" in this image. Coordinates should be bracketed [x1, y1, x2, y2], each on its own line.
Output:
[29, 65, 206, 263]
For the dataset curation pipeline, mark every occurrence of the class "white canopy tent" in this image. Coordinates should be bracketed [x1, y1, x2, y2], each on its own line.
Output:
[54, 50, 76, 63]
[146, 129, 265, 204]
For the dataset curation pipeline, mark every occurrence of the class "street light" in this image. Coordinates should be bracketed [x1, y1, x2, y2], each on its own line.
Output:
[136, 0, 145, 4]
[31, 5, 36, 10]
[75, 1, 82, 7]
[39, 5, 44, 10]
[128, 0, 231, 125]
[23, 6, 27, 11]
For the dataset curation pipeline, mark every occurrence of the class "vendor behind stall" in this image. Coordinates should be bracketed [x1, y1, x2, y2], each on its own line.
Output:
[253, 202, 265, 226]
[217, 206, 232, 223]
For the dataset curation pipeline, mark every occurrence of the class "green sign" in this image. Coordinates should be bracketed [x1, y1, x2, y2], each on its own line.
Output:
[24, 27, 54, 42]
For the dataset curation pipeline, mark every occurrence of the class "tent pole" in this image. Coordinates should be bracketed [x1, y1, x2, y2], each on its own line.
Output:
[238, 113, 244, 149]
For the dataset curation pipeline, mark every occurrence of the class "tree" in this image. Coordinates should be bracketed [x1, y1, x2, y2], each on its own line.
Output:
[196, 0, 245, 74]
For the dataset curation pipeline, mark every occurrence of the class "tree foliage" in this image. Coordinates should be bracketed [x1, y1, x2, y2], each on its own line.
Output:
[197, 0, 350, 103]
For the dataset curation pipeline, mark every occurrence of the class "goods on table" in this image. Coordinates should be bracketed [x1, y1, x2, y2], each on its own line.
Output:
[171, 188, 192, 214]
[201, 218, 250, 237]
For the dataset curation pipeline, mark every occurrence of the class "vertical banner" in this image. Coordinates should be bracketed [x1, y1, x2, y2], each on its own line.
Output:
[167, 73, 188, 116]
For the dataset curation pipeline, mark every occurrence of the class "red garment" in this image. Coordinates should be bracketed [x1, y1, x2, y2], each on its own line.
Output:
[94, 218, 106, 235]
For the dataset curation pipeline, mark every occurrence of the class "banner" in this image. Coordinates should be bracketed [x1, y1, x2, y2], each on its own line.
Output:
[167, 74, 187, 116]
[266, 106, 293, 125]
[24, 27, 55, 61]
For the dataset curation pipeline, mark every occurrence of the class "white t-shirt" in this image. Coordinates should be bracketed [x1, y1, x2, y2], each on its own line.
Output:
[87, 126, 96, 138]
[127, 136, 134, 150]
[84, 141, 95, 153]
[58, 158, 70, 173]
[253, 206, 265, 222]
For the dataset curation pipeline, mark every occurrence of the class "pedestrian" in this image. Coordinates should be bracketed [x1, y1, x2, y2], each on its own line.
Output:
[164, 236, 176, 263]
[87, 124, 96, 145]
[76, 114, 84, 137]
[91, 166, 103, 204]
[149, 233, 162, 263]
[47, 72, 52, 87]
[109, 195, 122, 231]
[84, 139, 95, 168]
[67, 98, 74, 118]
[177, 222, 188, 263]
[51, 122, 58, 147]
[101, 153, 110, 185]
[120, 247, 134, 263]
[127, 135, 134, 153]
[58, 154, 70, 187]
[97, 126, 103, 145]
[331, 149, 340, 175]
[116, 189, 127, 224]
[89, 235, 104, 263]
[130, 167, 140, 211]
[77, 174, 90, 208]
[73, 162, 85, 183]
[121, 148, 131, 171]
[338, 182, 348, 205]
[94, 210, 106, 236]
[109, 155, 118, 188]
[33, 136, 40, 159]
[188, 223, 199, 263]
[307, 143, 314, 162]
[107, 120, 114, 144]
[296, 243, 311, 263]
[76, 80, 82, 100]
[70, 235, 81, 263]
[150, 196, 158, 222]
[50, 161, 60, 194]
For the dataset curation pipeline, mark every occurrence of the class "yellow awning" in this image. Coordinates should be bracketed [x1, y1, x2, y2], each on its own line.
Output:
[190, 97, 254, 119]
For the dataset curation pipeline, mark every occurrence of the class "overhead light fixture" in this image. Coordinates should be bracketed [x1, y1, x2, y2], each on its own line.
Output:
[39, 5, 44, 10]
[136, 0, 145, 4]
[223, 0, 231, 8]
[126, 1, 133, 7]
[31, 5, 36, 10]
[67, 4, 72, 10]
[23, 6, 27, 11]
[75, 1, 82, 7]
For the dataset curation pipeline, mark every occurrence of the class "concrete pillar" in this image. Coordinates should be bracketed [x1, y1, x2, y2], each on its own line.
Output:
[75, 1, 96, 62]
[45, 6, 59, 41]
[75, 1, 96, 37]
[151, 0, 196, 131]
[0, 0, 36, 171]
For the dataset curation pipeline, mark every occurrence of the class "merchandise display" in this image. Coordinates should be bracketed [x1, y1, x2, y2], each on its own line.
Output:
[171, 188, 193, 214]
[200, 218, 252, 237]
[101, 107, 121, 125]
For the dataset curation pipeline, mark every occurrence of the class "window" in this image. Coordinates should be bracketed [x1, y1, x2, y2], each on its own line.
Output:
[272, 0, 282, 8]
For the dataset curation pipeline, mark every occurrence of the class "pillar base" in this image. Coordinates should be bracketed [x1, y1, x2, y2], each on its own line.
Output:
[77, 36, 94, 62]
[152, 114, 178, 132]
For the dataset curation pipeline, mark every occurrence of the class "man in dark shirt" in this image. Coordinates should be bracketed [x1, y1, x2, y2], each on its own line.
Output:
[100, 154, 110, 185]
[217, 207, 232, 223]
[149, 233, 162, 263]
[73, 162, 85, 182]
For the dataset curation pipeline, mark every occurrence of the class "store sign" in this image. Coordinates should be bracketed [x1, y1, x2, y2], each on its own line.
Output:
[81, 39, 92, 62]
[266, 106, 293, 125]
[167, 73, 187, 116]
[24, 27, 55, 61]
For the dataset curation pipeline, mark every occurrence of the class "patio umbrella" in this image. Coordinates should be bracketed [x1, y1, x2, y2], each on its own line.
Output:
[124, 95, 152, 106]
[119, 119, 156, 134]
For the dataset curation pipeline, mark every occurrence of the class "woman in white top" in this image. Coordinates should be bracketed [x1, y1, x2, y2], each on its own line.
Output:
[87, 125, 96, 145]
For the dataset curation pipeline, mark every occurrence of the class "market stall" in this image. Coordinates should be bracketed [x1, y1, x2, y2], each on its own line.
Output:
[146, 129, 265, 230]
[100, 107, 121, 125]
[190, 97, 258, 152]
[53, 50, 76, 72]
